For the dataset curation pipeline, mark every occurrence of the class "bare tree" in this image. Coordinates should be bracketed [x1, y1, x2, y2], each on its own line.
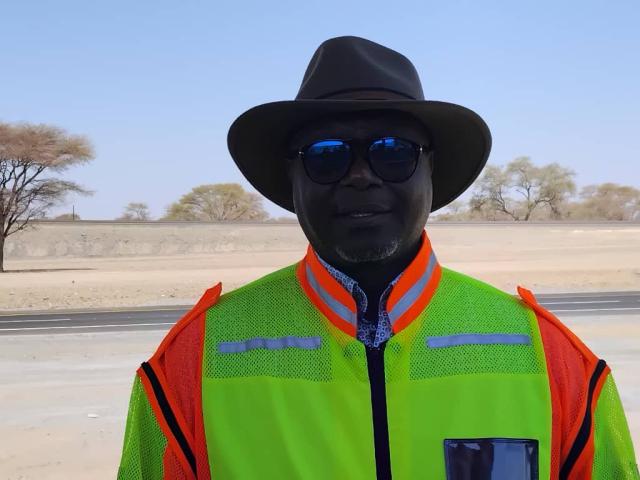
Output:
[431, 200, 470, 221]
[472, 157, 576, 221]
[118, 202, 151, 221]
[571, 183, 640, 220]
[473, 165, 518, 220]
[0, 122, 94, 271]
[507, 158, 576, 220]
[163, 183, 268, 221]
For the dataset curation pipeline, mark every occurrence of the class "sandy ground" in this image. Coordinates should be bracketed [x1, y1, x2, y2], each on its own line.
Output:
[0, 314, 638, 480]
[2, 223, 639, 311]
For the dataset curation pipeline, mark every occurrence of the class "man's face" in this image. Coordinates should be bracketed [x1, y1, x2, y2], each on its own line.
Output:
[287, 109, 433, 267]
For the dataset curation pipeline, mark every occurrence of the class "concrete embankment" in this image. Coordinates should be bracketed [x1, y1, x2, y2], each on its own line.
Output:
[5, 221, 307, 259]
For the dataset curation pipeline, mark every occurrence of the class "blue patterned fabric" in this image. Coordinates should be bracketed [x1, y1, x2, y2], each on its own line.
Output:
[316, 254, 400, 348]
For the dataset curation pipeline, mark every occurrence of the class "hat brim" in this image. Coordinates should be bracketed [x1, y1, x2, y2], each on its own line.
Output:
[227, 99, 491, 213]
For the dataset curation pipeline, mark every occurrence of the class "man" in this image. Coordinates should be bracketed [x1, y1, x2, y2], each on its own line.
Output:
[118, 36, 637, 479]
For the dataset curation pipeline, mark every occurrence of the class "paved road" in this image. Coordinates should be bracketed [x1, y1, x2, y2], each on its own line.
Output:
[1, 291, 639, 335]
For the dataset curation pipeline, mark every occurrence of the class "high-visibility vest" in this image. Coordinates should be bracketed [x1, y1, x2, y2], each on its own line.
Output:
[202, 263, 552, 479]
[118, 233, 638, 479]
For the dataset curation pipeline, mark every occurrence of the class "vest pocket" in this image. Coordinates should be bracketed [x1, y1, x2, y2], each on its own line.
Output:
[444, 438, 538, 480]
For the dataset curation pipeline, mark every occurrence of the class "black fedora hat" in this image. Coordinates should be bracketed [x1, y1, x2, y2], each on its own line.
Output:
[227, 35, 491, 213]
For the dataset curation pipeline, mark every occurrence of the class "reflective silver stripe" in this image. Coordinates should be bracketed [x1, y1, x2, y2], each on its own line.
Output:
[218, 336, 322, 353]
[305, 263, 357, 326]
[426, 333, 531, 348]
[388, 250, 437, 326]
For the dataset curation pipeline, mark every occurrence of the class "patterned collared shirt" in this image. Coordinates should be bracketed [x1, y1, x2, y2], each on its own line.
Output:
[316, 255, 401, 348]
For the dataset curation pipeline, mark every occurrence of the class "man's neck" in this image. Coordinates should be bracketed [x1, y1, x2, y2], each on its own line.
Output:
[330, 236, 422, 304]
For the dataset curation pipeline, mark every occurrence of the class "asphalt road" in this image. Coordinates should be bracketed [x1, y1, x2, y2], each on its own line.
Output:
[1, 291, 639, 335]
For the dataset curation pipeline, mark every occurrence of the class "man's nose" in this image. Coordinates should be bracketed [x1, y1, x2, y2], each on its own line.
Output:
[338, 148, 383, 189]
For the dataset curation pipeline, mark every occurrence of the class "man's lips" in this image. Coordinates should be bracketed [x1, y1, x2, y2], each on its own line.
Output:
[334, 204, 392, 218]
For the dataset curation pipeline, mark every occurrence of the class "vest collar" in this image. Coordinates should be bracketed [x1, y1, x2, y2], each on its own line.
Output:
[296, 230, 442, 338]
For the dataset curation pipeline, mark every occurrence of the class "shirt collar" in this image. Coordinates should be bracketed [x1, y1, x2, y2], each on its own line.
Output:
[296, 229, 442, 338]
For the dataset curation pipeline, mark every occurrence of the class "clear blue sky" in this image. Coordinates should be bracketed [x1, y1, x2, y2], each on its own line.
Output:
[2, 0, 639, 219]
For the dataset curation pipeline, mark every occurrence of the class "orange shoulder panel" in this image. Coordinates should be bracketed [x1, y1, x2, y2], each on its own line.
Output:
[518, 286, 597, 364]
[517, 286, 608, 480]
[141, 282, 221, 480]
[151, 282, 222, 360]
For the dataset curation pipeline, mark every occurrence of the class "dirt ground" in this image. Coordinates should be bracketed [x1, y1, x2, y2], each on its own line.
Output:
[1, 314, 638, 480]
[2, 223, 639, 311]
[0, 222, 639, 478]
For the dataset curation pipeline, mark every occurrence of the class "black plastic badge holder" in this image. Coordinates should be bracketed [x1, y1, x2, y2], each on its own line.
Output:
[444, 438, 539, 480]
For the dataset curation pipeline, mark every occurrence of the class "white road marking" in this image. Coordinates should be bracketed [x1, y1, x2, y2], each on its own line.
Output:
[0, 322, 175, 332]
[551, 307, 640, 312]
[0, 307, 188, 317]
[0, 314, 177, 324]
[0, 318, 73, 324]
[540, 300, 622, 305]
[540, 293, 639, 298]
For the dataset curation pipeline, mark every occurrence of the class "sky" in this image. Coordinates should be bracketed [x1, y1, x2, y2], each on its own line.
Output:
[2, 0, 639, 219]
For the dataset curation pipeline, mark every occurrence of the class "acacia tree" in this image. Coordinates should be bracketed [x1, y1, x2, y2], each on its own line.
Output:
[571, 183, 640, 220]
[118, 202, 151, 221]
[472, 157, 576, 221]
[163, 183, 268, 221]
[432, 200, 471, 221]
[472, 165, 515, 220]
[0, 122, 94, 271]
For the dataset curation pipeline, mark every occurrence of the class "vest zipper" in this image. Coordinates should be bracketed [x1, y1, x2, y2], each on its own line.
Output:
[365, 343, 392, 480]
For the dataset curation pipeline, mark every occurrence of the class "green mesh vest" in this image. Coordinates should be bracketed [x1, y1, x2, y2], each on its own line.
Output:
[201, 263, 552, 479]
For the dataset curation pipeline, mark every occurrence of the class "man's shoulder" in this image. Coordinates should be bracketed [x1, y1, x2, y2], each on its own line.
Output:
[148, 261, 301, 360]
[440, 267, 597, 364]
[215, 261, 300, 307]
[516, 284, 598, 364]
[145, 282, 223, 365]
[439, 266, 525, 308]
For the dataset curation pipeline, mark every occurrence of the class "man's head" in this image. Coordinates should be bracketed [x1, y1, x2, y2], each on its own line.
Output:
[227, 36, 491, 227]
[286, 109, 433, 269]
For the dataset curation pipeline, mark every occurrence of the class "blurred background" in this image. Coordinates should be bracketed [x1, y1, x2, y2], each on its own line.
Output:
[1, 1, 638, 478]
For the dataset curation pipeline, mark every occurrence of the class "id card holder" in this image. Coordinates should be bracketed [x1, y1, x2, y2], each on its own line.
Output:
[444, 438, 538, 480]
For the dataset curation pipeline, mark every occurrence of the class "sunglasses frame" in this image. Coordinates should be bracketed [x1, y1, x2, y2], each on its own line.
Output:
[297, 136, 427, 185]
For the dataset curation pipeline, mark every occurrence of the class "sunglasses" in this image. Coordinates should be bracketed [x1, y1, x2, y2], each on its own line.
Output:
[297, 136, 427, 184]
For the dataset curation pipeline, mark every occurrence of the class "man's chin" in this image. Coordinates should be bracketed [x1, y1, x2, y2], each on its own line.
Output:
[335, 239, 400, 264]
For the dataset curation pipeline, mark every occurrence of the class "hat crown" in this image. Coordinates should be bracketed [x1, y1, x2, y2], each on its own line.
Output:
[296, 36, 425, 101]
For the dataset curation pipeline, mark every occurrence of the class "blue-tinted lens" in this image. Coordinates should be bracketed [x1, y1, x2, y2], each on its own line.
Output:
[369, 137, 419, 182]
[302, 139, 352, 184]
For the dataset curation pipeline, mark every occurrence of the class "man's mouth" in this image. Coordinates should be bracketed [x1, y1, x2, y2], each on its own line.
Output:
[335, 204, 391, 220]
[336, 204, 390, 216]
